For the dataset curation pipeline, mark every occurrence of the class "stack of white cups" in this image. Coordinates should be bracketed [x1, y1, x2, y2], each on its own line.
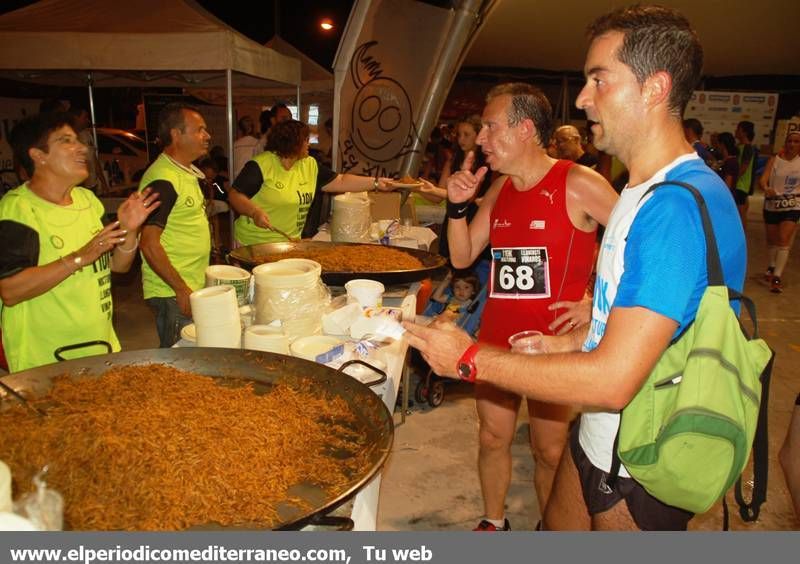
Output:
[243, 325, 290, 354]
[189, 285, 242, 348]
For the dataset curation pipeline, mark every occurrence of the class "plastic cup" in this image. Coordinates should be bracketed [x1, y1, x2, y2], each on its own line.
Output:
[345, 279, 385, 308]
[508, 330, 544, 355]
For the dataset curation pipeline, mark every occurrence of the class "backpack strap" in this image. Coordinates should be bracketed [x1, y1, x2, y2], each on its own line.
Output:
[642, 180, 725, 286]
[734, 351, 774, 522]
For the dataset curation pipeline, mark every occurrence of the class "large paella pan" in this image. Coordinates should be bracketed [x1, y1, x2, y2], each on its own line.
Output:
[228, 241, 447, 286]
[0, 348, 393, 530]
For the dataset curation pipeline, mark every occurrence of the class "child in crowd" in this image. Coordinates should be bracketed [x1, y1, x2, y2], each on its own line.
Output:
[424, 270, 484, 338]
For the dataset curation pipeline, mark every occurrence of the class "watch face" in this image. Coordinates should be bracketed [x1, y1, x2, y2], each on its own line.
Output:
[457, 362, 472, 381]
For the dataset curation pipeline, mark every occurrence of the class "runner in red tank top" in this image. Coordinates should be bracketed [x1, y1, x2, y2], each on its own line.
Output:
[439, 83, 618, 530]
[480, 160, 596, 346]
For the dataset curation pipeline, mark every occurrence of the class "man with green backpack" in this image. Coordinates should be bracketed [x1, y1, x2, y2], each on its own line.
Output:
[403, 4, 771, 530]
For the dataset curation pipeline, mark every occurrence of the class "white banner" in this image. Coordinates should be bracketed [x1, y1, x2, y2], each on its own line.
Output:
[335, 0, 454, 178]
[684, 90, 779, 149]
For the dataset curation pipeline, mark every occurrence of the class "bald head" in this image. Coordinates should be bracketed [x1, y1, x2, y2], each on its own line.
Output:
[553, 125, 584, 161]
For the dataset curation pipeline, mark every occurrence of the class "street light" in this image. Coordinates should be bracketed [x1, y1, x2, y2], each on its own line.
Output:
[320, 18, 334, 31]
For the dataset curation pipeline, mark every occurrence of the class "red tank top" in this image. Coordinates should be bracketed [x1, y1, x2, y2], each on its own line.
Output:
[479, 159, 596, 347]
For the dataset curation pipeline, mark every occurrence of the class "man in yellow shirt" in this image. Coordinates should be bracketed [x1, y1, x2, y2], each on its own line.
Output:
[139, 103, 212, 347]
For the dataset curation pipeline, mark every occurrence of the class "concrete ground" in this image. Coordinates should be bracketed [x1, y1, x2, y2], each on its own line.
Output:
[109, 193, 798, 531]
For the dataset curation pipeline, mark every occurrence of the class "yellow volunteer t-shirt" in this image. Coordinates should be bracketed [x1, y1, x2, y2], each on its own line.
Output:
[0, 184, 120, 372]
[234, 152, 318, 245]
[138, 154, 211, 299]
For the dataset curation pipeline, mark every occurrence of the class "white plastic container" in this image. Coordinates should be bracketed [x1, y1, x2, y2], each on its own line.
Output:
[190, 285, 240, 326]
[345, 279, 385, 308]
[205, 265, 251, 306]
[0, 512, 38, 531]
[331, 193, 371, 243]
[252, 259, 329, 341]
[244, 325, 290, 354]
[290, 336, 344, 363]
[0, 461, 11, 513]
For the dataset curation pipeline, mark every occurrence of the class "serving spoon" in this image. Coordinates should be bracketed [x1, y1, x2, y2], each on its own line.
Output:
[0, 379, 46, 418]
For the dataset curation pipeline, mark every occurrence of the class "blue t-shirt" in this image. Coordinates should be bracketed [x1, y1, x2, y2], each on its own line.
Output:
[615, 159, 746, 336]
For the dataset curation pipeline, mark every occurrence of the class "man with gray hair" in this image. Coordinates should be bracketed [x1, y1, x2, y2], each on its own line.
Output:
[553, 124, 597, 168]
[443, 82, 617, 530]
[405, 5, 745, 530]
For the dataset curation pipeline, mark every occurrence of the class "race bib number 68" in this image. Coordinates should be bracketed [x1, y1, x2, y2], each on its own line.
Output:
[490, 247, 550, 299]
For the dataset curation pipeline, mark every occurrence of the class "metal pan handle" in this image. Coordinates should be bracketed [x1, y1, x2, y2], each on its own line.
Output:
[308, 515, 354, 531]
[338, 359, 387, 388]
[54, 340, 113, 362]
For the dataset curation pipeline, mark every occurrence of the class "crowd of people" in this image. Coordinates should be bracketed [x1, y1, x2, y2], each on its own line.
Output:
[0, 2, 797, 532]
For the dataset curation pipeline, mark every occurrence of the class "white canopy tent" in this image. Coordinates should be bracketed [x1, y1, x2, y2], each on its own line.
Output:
[0, 0, 302, 172]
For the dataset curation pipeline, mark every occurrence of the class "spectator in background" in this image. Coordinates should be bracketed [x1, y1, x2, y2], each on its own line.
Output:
[69, 103, 102, 191]
[209, 145, 229, 181]
[421, 127, 453, 184]
[272, 103, 293, 124]
[682, 118, 713, 163]
[716, 132, 740, 198]
[258, 108, 273, 146]
[553, 125, 598, 168]
[418, 114, 494, 284]
[232, 116, 262, 179]
[734, 120, 758, 226]
[759, 130, 800, 294]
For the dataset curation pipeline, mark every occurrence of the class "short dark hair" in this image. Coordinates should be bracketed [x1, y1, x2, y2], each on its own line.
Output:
[587, 4, 703, 117]
[683, 118, 703, 137]
[717, 132, 737, 157]
[486, 83, 554, 147]
[452, 270, 480, 297]
[157, 102, 200, 148]
[259, 108, 273, 135]
[737, 121, 755, 142]
[10, 112, 77, 177]
[237, 116, 254, 136]
[458, 114, 483, 135]
[265, 119, 310, 159]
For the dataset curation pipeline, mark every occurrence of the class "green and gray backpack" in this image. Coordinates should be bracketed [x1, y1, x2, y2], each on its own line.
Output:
[609, 181, 773, 523]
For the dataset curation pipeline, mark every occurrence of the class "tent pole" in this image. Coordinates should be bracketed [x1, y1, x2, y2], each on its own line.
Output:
[86, 72, 99, 156]
[226, 68, 235, 250]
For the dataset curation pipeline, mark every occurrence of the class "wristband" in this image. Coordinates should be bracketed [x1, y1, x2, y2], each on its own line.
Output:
[116, 239, 139, 253]
[372, 177, 380, 190]
[446, 199, 469, 220]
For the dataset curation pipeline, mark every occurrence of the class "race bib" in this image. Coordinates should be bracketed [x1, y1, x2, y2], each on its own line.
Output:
[490, 247, 550, 299]
[766, 195, 799, 212]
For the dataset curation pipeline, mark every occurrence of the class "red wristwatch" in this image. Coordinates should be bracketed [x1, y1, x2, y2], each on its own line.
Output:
[457, 344, 480, 383]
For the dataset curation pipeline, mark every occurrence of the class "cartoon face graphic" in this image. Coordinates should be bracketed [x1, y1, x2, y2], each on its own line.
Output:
[351, 77, 415, 163]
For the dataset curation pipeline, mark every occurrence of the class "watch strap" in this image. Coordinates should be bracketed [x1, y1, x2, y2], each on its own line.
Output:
[457, 343, 480, 383]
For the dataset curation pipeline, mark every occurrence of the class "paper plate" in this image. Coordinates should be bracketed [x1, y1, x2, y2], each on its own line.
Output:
[180, 323, 197, 343]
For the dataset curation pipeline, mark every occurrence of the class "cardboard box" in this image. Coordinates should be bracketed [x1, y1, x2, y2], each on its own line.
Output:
[369, 192, 400, 220]
[369, 192, 417, 225]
